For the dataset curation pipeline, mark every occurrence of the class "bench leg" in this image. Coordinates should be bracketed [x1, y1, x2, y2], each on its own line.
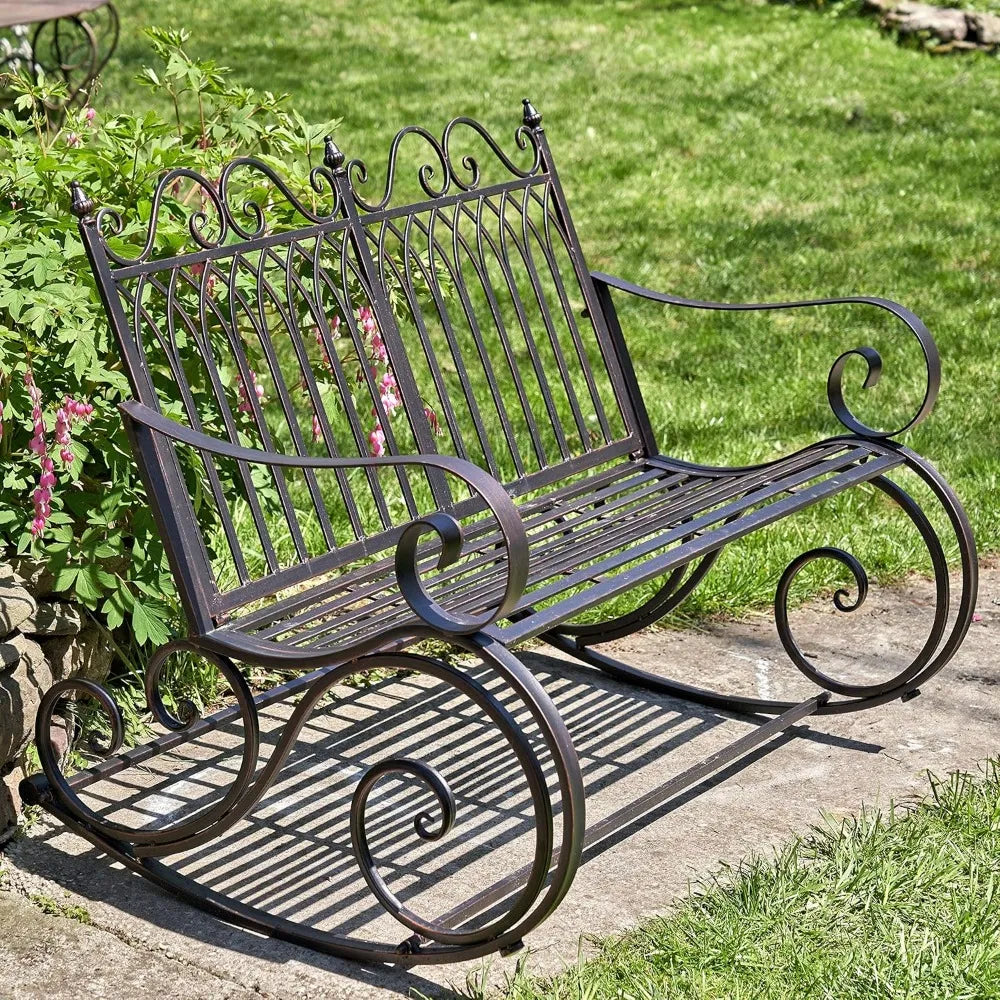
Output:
[545, 445, 977, 718]
[21, 634, 586, 965]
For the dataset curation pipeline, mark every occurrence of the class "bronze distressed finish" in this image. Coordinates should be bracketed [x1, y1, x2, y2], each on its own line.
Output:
[22, 100, 978, 964]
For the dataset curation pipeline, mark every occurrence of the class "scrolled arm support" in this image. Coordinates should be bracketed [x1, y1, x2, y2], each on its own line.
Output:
[28, 642, 263, 854]
[592, 270, 940, 440]
[120, 401, 529, 636]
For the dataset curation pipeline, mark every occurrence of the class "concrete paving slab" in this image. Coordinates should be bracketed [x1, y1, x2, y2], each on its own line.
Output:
[0, 562, 996, 1000]
[0, 878, 257, 1000]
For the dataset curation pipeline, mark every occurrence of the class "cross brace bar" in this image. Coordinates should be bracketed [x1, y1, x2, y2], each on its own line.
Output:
[434, 690, 828, 934]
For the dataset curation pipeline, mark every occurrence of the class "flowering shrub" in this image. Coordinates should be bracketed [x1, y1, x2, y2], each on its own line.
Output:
[1, 28, 447, 679]
[309, 304, 412, 455]
[23, 367, 94, 536]
[0, 28, 344, 658]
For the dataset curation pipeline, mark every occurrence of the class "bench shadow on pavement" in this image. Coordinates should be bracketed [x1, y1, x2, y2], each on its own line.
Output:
[14, 649, 881, 998]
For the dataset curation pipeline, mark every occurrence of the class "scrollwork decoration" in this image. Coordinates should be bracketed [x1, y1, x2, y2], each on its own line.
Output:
[32, 636, 583, 962]
[393, 508, 528, 636]
[217, 156, 342, 240]
[826, 333, 937, 440]
[441, 116, 543, 192]
[87, 157, 342, 266]
[774, 474, 952, 701]
[345, 125, 451, 213]
[345, 116, 543, 214]
[342, 647, 559, 951]
[591, 274, 943, 442]
[34, 642, 261, 853]
[79, 113, 544, 266]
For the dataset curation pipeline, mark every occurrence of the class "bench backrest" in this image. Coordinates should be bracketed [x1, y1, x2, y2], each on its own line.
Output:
[76, 103, 645, 626]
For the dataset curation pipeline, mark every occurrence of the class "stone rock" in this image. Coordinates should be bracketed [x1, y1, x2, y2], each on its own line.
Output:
[41, 626, 113, 685]
[0, 637, 21, 672]
[0, 571, 36, 638]
[881, 1, 969, 41]
[22, 600, 84, 638]
[6, 556, 55, 599]
[47, 714, 71, 764]
[0, 767, 22, 843]
[966, 10, 1000, 44]
[0, 634, 50, 764]
[0, 614, 112, 829]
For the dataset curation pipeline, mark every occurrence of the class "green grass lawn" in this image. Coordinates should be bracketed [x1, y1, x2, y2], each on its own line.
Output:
[98, 0, 999, 624]
[449, 765, 1000, 1000]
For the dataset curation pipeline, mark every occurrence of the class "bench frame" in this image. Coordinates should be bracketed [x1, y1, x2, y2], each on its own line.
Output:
[22, 100, 978, 966]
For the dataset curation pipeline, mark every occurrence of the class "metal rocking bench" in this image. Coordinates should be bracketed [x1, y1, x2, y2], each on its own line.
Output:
[23, 100, 978, 965]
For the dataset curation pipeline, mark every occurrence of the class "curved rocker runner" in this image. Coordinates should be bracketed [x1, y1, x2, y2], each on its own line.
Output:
[22, 99, 978, 965]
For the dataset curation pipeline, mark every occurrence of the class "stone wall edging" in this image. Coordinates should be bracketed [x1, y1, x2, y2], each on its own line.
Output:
[0, 560, 112, 841]
[865, 0, 1000, 51]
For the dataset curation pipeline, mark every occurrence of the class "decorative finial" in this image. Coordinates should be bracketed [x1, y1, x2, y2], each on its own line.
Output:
[522, 98, 542, 130]
[69, 180, 95, 221]
[323, 135, 345, 173]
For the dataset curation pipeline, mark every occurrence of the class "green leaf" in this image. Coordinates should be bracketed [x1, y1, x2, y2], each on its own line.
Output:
[51, 565, 80, 592]
[131, 599, 171, 648]
[102, 592, 126, 630]
[65, 326, 97, 380]
[73, 565, 106, 603]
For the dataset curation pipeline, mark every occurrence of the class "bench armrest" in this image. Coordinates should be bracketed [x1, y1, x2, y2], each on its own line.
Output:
[591, 271, 940, 440]
[120, 400, 529, 636]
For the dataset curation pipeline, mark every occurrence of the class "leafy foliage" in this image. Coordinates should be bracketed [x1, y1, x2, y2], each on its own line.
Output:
[0, 28, 339, 670]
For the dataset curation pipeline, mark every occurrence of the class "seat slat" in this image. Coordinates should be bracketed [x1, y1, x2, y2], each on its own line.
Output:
[269, 468, 701, 646]
[248, 439, 851, 643]
[496, 450, 903, 643]
[218, 441, 891, 658]
[253, 465, 688, 642]
[299, 444, 877, 650]
[228, 459, 656, 633]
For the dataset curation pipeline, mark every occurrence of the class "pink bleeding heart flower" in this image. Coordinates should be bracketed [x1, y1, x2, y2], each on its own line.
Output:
[370, 330, 388, 365]
[54, 407, 71, 445]
[424, 405, 442, 436]
[22, 376, 93, 537]
[368, 422, 386, 457]
[358, 305, 376, 334]
[237, 369, 266, 414]
[30, 476, 54, 535]
[25, 372, 49, 485]
[379, 371, 400, 415]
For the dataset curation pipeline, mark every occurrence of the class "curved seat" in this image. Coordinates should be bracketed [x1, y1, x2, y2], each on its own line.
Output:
[209, 437, 903, 665]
